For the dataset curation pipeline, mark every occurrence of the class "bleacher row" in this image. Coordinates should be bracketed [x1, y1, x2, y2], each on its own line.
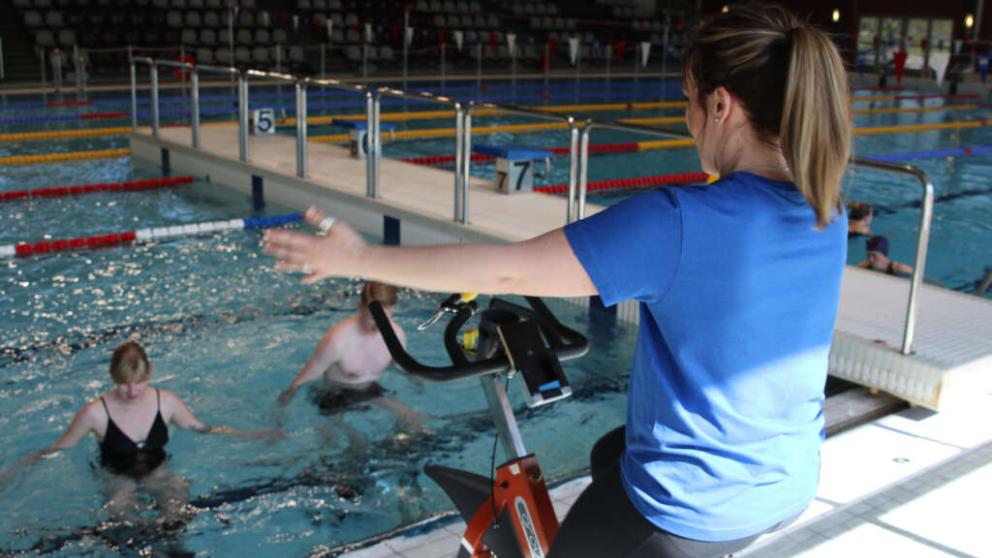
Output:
[11, 0, 686, 75]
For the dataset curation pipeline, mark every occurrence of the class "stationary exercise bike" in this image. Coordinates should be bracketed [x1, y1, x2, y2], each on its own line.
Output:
[367, 294, 589, 558]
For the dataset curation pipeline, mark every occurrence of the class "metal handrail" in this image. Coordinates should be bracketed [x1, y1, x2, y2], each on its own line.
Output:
[130, 57, 156, 134]
[465, 101, 582, 223]
[371, 87, 466, 221]
[186, 63, 239, 150]
[576, 119, 689, 222]
[244, 69, 301, 171]
[576, 121, 936, 355]
[307, 77, 370, 184]
[849, 157, 935, 355]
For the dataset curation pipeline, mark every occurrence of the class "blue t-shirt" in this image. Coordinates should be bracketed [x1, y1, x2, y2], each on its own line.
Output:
[564, 172, 847, 541]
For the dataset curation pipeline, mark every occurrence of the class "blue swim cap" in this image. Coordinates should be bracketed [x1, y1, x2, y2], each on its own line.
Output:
[866, 235, 889, 256]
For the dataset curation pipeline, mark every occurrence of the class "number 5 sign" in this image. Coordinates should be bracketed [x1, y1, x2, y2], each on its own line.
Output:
[252, 109, 276, 135]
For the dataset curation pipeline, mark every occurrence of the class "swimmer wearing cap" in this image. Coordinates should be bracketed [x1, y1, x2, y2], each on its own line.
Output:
[857, 235, 913, 277]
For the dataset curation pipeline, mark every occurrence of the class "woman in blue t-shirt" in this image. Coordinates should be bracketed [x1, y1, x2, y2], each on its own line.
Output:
[264, 4, 851, 556]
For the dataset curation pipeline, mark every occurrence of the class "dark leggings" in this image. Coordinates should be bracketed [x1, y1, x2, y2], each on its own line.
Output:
[548, 427, 783, 558]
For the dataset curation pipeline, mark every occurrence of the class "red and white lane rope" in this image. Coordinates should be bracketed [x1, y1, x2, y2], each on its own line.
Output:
[1, 214, 301, 259]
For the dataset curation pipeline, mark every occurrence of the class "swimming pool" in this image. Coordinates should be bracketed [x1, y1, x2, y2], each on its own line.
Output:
[2, 80, 990, 555]
[0, 141, 635, 555]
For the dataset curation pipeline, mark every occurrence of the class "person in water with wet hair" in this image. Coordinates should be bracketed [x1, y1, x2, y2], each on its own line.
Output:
[858, 235, 914, 277]
[847, 201, 874, 238]
[264, 3, 851, 556]
[278, 281, 407, 411]
[28, 341, 278, 525]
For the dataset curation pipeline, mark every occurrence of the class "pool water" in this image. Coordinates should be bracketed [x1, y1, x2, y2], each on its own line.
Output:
[2, 80, 991, 555]
[0, 151, 634, 555]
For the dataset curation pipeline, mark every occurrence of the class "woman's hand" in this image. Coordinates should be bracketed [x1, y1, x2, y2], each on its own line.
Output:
[263, 206, 368, 284]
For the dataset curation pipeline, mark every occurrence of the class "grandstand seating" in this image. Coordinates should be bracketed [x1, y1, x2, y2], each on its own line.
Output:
[8, 0, 686, 78]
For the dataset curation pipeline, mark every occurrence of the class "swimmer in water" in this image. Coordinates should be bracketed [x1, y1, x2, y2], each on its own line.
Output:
[278, 282, 422, 434]
[847, 201, 873, 239]
[857, 235, 913, 277]
[15, 341, 280, 527]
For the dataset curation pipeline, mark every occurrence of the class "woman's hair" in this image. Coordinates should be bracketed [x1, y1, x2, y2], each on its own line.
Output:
[684, 3, 852, 227]
[847, 201, 873, 221]
[109, 341, 151, 384]
[360, 281, 398, 307]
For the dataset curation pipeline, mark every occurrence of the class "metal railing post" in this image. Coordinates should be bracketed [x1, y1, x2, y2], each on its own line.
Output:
[237, 72, 248, 161]
[577, 122, 591, 219]
[129, 50, 137, 130]
[365, 90, 376, 197]
[461, 108, 472, 223]
[454, 105, 465, 222]
[372, 94, 382, 197]
[52, 48, 64, 93]
[296, 79, 308, 178]
[190, 68, 200, 147]
[72, 45, 83, 94]
[40, 47, 47, 87]
[850, 157, 936, 355]
[566, 117, 580, 223]
[150, 60, 159, 136]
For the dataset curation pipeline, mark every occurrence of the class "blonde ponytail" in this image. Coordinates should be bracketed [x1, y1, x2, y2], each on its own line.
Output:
[780, 26, 852, 227]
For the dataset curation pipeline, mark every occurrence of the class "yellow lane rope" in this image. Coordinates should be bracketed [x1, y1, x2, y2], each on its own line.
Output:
[854, 104, 980, 115]
[854, 119, 992, 135]
[0, 127, 133, 142]
[0, 148, 131, 165]
[7, 113, 990, 164]
[7, 100, 988, 142]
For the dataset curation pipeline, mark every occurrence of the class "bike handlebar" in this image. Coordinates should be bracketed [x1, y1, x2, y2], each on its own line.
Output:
[367, 296, 588, 382]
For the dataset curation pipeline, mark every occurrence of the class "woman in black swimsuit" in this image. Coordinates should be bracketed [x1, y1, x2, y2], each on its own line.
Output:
[38, 341, 271, 525]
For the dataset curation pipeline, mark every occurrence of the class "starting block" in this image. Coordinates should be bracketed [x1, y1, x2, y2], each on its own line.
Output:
[331, 119, 397, 159]
[473, 144, 552, 194]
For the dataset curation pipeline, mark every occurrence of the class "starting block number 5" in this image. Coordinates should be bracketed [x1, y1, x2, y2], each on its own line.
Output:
[252, 109, 276, 135]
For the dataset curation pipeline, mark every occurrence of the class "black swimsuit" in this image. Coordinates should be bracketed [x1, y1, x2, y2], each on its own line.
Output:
[99, 388, 170, 479]
[312, 383, 386, 416]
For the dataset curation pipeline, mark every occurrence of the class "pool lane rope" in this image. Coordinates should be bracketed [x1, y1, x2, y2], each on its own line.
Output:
[1, 213, 301, 259]
[0, 176, 194, 202]
[0, 148, 131, 166]
[6, 99, 991, 143]
[533, 172, 713, 194]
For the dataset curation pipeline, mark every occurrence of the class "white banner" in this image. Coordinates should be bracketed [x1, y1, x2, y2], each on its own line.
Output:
[640, 41, 651, 67]
[291, 14, 299, 31]
[405, 26, 414, 47]
[569, 37, 579, 65]
[953, 39, 963, 54]
[930, 52, 950, 85]
[325, 19, 333, 40]
[453, 30, 463, 51]
[364, 23, 373, 43]
[507, 33, 516, 56]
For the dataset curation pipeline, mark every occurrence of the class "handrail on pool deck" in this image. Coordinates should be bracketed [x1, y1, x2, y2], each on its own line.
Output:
[576, 121, 936, 356]
[125, 61, 935, 354]
[465, 101, 581, 224]
[576, 119, 692, 222]
[371, 87, 466, 221]
[849, 157, 935, 355]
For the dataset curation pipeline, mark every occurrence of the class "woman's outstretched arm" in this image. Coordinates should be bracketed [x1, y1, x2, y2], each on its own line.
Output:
[263, 207, 598, 297]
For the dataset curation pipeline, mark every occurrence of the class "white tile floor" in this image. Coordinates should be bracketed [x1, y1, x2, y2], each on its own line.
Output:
[321, 392, 992, 558]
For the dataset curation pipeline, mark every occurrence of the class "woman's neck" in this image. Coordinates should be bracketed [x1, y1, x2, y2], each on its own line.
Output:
[718, 129, 792, 182]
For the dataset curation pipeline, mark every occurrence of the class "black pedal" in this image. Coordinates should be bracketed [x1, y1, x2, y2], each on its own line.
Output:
[497, 319, 571, 407]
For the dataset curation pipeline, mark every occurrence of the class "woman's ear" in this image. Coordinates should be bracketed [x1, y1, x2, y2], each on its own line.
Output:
[711, 86, 733, 123]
